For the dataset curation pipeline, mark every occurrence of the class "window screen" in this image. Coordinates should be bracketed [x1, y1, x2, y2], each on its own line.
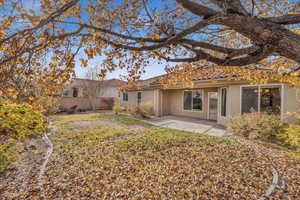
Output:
[137, 92, 142, 103]
[193, 90, 202, 110]
[241, 86, 259, 114]
[123, 92, 128, 101]
[73, 88, 78, 97]
[183, 91, 192, 110]
[221, 88, 227, 117]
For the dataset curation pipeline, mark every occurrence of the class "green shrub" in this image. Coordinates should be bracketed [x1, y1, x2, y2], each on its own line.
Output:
[228, 112, 286, 141]
[0, 99, 48, 172]
[0, 140, 18, 172]
[0, 99, 48, 139]
[279, 125, 300, 150]
[113, 98, 123, 115]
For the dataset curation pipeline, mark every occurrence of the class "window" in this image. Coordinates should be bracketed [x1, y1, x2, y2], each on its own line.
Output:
[62, 90, 69, 97]
[260, 86, 281, 115]
[221, 88, 227, 117]
[241, 86, 259, 114]
[183, 90, 203, 111]
[193, 90, 202, 110]
[72, 88, 78, 97]
[123, 92, 128, 101]
[241, 85, 281, 115]
[184, 91, 192, 110]
[137, 92, 142, 103]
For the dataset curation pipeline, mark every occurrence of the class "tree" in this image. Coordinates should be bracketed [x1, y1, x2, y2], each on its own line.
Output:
[1, 0, 300, 96]
[82, 65, 104, 111]
[84, 65, 102, 81]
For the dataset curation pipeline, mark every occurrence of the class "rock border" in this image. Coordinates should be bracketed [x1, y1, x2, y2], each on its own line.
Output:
[258, 167, 287, 200]
[228, 135, 291, 200]
[37, 121, 54, 184]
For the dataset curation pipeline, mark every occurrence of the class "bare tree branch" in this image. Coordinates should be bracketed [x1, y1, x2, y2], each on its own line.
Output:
[175, 0, 218, 18]
[0, 0, 79, 46]
[0, 27, 83, 66]
[80, 18, 218, 51]
[266, 14, 300, 25]
[161, 45, 272, 66]
[181, 39, 260, 57]
[211, 0, 249, 16]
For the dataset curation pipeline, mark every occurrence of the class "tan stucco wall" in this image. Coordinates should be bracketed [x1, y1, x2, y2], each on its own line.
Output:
[121, 90, 159, 115]
[218, 84, 300, 126]
[62, 82, 120, 98]
[216, 84, 241, 126]
[121, 91, 136, 108]
[161, 88, 218, 119]
[160, 85, 243, 125]
[101, 86, 120, 98]
[124, 83, 300, 126]
[58, 97, 112, 111]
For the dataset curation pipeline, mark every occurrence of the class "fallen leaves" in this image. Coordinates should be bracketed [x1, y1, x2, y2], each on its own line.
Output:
[1, 114, 299, 199]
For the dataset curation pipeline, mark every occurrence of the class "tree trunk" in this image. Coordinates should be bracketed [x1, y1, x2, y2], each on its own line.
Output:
[221, 15, 300, 64]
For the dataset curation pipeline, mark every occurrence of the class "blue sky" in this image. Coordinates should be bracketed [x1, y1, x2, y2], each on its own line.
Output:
[74, 0, 173, 80]
[75, 58, 170, 80]
[11, 0, 299, 80]
[18, 0, 170, 80]
[13, 0, 300, 80]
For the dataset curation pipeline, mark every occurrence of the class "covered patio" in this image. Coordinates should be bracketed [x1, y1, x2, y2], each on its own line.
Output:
[144, 115, 226, 137]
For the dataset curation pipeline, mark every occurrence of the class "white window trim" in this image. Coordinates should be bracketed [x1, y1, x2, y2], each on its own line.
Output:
[182, 89, 204, 112]
[219, 87, 228, 118]
[240, 84, 284, 119]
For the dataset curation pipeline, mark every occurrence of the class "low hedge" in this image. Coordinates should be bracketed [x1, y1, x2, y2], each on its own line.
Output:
[229, 112, 299, 150]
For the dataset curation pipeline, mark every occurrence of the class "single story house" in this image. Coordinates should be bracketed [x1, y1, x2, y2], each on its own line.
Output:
[59, 78, 124, 111]
[121, 73, 300, 126]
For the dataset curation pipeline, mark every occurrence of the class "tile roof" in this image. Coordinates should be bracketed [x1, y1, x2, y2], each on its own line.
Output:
[73, 78, 125, 87]
[138, 71, 235, 88]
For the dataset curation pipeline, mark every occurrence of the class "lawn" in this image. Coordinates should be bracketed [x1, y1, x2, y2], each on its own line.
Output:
[1, 113, 299, 199]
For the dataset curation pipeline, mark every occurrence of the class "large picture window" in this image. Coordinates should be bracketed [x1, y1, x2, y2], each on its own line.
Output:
[241, 86, 259, 114]
[183, 90, 203, 111]
[260, 86, 281, 115]
[241, 85, 281, 115]
[221, 88, 227, 117]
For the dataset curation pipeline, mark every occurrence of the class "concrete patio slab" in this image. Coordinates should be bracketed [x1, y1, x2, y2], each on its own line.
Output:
[144, 115, 226, 137]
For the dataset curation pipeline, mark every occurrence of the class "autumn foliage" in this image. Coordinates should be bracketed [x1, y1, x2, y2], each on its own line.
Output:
[0, 99, 48, 139]
[0, 0, 300, 96]
[229, 111, 300, 150]
[0, 99, 48, 171]
[1, 113, 296, 199]
[229, 112, 286, 140]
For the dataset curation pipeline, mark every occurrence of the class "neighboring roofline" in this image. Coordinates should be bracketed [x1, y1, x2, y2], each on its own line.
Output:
[125, 79, 249, 91]
[73, 78, 124, 82]
[136, 72, 238, 83]
[137, 74, 166, 82]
